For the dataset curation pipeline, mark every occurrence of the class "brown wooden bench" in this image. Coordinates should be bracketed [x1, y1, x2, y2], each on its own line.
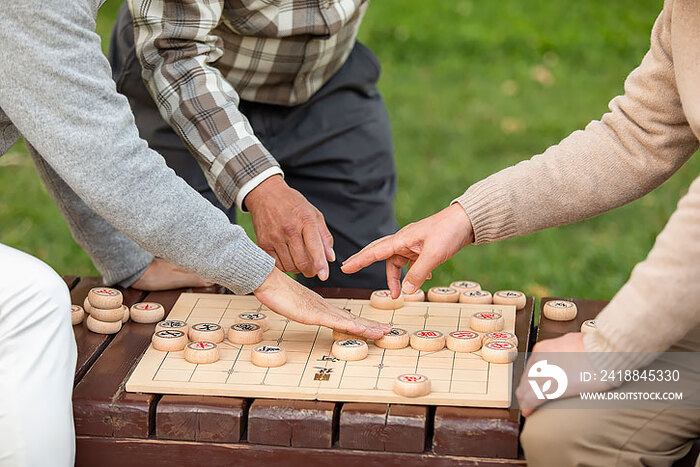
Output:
[65, 276, 535, 466]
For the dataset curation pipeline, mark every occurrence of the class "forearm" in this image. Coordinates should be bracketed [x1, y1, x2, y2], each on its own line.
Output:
[128, 0, 281, 209]
[584, 174, 700, 371]
[0, 0, 273, 294]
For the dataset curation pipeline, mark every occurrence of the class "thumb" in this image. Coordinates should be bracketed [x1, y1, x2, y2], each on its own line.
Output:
[401, 252, 438, 294]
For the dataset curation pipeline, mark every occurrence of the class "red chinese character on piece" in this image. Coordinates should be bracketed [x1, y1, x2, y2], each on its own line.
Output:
[96, 288, 116, 295]
[480, 313, 495, 319]
[454, 332, 475, 339]
[418, 331, 438, 337]
[377, 290, 390, 297]
[402, 375, 423, 382]
[491, 342, 510, 349]
[492, 333, 508, 338]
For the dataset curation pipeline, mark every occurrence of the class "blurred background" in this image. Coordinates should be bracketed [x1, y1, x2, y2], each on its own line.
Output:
[1, 0, 697, 300]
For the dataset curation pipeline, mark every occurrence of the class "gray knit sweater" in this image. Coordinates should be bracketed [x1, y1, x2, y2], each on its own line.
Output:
[0, 0, 274, 294]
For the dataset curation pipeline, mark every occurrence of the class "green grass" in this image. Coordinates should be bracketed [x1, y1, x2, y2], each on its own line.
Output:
[2, 0, 697, 301]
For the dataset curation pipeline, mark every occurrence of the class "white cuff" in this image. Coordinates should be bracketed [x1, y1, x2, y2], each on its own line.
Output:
[235, 166, 285, 212]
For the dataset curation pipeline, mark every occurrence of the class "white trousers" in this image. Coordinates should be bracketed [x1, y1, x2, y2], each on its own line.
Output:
[0, 244, 77, 466]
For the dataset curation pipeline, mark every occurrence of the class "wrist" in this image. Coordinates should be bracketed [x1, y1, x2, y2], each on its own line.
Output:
[447, 202, 475, 247]
[244, 174, 285, 211]
[254, 267, 287, 298]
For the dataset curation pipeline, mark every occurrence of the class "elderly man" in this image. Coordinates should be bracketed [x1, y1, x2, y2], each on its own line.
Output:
[103, 0, 398, 289]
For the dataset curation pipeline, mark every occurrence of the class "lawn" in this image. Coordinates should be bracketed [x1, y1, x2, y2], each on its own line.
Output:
[1, 0, 697, 301]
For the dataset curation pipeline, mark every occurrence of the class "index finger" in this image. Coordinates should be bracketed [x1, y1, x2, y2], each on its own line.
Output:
[325, 309, 391, 340]
[341, 235, 400, 273]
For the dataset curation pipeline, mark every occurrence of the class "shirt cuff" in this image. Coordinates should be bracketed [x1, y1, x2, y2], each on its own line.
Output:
[235, 166, 285, 212]
[452, 178, 516, 244]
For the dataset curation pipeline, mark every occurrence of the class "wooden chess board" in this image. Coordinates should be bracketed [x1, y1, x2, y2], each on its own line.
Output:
[126, 293, 517, 407]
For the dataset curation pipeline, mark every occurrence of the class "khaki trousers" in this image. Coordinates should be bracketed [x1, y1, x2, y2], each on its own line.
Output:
[521, 325, 700, 467]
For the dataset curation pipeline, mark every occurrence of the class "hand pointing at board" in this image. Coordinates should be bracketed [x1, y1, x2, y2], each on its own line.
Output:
[341, 204, 474, 299]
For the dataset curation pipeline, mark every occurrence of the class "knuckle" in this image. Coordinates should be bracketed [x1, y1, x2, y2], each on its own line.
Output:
[281, 222, 299, 237]
[260, 243, 276, 254]
[299, 214, 317, 227]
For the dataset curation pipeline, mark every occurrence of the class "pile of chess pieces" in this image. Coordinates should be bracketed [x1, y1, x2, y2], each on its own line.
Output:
[71, 287, 165, 334]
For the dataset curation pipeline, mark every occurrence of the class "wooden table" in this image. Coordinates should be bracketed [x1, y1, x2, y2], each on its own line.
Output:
[66, 276, 536, 466]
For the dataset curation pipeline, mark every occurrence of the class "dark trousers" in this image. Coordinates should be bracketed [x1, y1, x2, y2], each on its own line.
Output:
[109, 3, 398, 289]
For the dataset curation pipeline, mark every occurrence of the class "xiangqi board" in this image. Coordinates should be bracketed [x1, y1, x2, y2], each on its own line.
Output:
[125, 293, 517, 407]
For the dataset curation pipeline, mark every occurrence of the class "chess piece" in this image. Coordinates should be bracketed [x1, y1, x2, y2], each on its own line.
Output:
[393, 374, 431, 398]
[71, 305, 85, 325]
[156, 320, 189, 335]
[402, 289, 425, 302]
[151, 330, 188, 351]
[459, 290, 493, 304]
[370, 290, 405, 310]
[251, 345, 287, 368]
[87, 287, 122, 309]
[481, 341, 517, 364]
[130, 302, 165, 324]
[427, 287, 460, 303]
[543, 300, 578, 321]
[410, 330, 446, 352]
[374, 328, 410, 349]
[470, 311, 504, 333]
[446, 330, 482, 352]
[580, 319, 596, 334]
[86, 315, 122, 334]
[331, 339, 369, 361]
[482, 331, 518, 347]
[184, 341, 219, 364]
[83, 297, 92, 313]
[235, 312, 269, 331]
[493, 290, 527, 310]
[121, 305, 130, 323]
[449, 281, 481, 294]
[89, 304, 124, 322]
[189, 323, 225, 343]
[228, 323, 264, 345]
[332, 329, 367, 342]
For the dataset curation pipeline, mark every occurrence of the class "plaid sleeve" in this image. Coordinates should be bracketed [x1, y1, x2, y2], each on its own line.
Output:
[128, 0, 281, 210]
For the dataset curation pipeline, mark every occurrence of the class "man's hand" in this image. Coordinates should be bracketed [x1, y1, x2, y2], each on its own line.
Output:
[516, 332, 613, 417]
[341, 203, 475, 298]
[132, 258, 214, 291]
[254, 268, 391, 339]
[245, 175, 334, 280]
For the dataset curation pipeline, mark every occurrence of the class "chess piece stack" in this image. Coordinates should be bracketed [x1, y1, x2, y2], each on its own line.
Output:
[84, 287, 126, 335]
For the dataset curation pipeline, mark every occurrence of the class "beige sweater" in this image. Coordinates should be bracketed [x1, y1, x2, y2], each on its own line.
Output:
[456, 0, 699, 371]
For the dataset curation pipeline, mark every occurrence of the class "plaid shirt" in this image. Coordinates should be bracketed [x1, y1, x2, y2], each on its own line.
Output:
[129, 0, 368, 209]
